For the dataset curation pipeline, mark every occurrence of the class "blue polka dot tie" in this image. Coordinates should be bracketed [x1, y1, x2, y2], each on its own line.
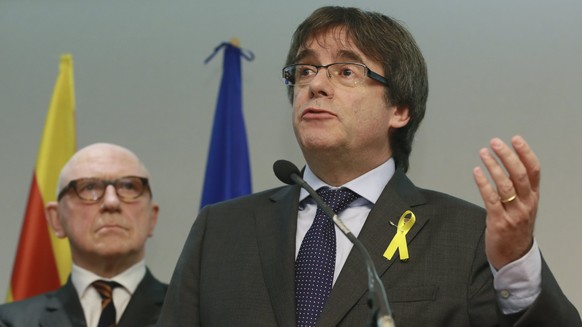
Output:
[295, 187, 360, 327]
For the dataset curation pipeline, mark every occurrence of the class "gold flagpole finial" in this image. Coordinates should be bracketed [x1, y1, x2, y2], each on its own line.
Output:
[229, 37, 240, 47]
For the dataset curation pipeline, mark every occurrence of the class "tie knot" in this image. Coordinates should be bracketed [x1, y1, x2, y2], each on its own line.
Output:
[316, 187, 360, 213]
[92, 280, 120, 300]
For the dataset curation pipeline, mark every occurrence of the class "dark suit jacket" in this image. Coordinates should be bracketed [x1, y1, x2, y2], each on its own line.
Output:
[157, 170, 580, 326]
[0, 268, 167, 327]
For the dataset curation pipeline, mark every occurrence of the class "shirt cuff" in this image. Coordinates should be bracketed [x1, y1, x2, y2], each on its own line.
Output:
[490, 239, 542, 314]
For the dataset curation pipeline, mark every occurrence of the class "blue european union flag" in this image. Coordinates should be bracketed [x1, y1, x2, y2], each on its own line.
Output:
[200, 41, 254, 208]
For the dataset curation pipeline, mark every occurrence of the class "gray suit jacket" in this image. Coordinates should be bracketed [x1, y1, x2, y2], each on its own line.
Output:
[0, 268, 167, 327]
[158, 170, 580, 326]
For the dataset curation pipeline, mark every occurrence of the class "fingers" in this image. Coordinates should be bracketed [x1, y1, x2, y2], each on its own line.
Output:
[479, 139, 521, 204]
[510, 135, 541, 193]
[478, 135, 540, 204]
[472, 166, 505, 213]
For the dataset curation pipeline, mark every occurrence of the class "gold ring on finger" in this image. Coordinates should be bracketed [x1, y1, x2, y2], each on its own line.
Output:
[501, 194, 517, 204]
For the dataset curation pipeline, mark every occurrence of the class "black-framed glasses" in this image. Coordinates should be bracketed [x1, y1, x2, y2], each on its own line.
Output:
[282, 62, 390, 88]
[57, 176, 151, 202]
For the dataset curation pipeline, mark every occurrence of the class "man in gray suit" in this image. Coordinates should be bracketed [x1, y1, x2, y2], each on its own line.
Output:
[157, 6, 581, 326]
[0, 143, 167, 327]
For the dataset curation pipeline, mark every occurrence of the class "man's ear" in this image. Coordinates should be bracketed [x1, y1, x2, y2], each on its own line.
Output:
[389, 105, 410, 128]
[46, 202, 66, 238]
[147, 203, 160, 237]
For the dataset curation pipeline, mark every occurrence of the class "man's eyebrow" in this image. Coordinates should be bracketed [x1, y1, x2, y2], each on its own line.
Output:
[293, 49, 315, 63]
[293, 49, 365, 64]
[336, 50, 364, 63]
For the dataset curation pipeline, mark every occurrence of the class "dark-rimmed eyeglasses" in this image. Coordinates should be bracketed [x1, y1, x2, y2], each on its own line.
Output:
[282, 62, 390, 88]
[57, 176, 151, 202]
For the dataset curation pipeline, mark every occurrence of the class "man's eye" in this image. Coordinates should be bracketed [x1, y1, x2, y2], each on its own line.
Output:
[79, 182, 99, 192]
[120, 182, 137, 190]
[299, 67, 315, 77]
[340, 68, 354, 77]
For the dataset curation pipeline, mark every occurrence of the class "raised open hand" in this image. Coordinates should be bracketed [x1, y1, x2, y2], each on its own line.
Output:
[473, 135, 540, 270]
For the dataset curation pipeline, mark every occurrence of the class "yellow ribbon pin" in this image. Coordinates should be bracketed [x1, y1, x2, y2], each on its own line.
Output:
[383, 210, 416, 262]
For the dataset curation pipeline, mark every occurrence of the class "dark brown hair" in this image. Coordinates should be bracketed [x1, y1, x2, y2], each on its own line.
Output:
[285, 6, 428, 172]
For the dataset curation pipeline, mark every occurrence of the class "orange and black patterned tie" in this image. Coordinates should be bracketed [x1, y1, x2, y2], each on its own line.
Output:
[92, 280, 120, 327]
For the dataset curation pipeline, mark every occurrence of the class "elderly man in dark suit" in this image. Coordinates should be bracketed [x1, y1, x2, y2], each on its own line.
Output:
[0, 143, 167, 327]
[157, 6, 581, 327]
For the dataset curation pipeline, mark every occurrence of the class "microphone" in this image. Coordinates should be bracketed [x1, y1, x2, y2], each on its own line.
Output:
[273, 160, 396, 327]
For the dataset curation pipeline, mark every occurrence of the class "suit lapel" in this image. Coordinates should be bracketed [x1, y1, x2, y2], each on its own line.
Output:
[40, 280, 86, 327]
[256, 185, 300, 327]
[319, 170, 429, 326]
[118, 269, 166, 327]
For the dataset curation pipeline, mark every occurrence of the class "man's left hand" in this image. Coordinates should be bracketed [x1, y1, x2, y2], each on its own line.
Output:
[473, 135, 540, 270]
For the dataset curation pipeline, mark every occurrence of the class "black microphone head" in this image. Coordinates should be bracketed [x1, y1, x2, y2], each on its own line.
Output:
[273, 160, 301, 185]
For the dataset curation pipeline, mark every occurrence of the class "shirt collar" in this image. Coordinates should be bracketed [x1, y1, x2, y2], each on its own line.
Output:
[71, 260, 146, 298]
[300, 158, 395, 205]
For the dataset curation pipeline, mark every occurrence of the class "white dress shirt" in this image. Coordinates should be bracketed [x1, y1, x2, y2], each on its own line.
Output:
[295, 158, 541, 314]
[71, 260, 146, 327]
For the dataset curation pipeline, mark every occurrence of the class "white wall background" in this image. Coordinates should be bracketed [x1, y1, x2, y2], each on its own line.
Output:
[1, 0, 581, 311]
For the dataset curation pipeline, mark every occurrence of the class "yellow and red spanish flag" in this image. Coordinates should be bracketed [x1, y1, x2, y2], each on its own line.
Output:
[6, 54, 76, 302]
